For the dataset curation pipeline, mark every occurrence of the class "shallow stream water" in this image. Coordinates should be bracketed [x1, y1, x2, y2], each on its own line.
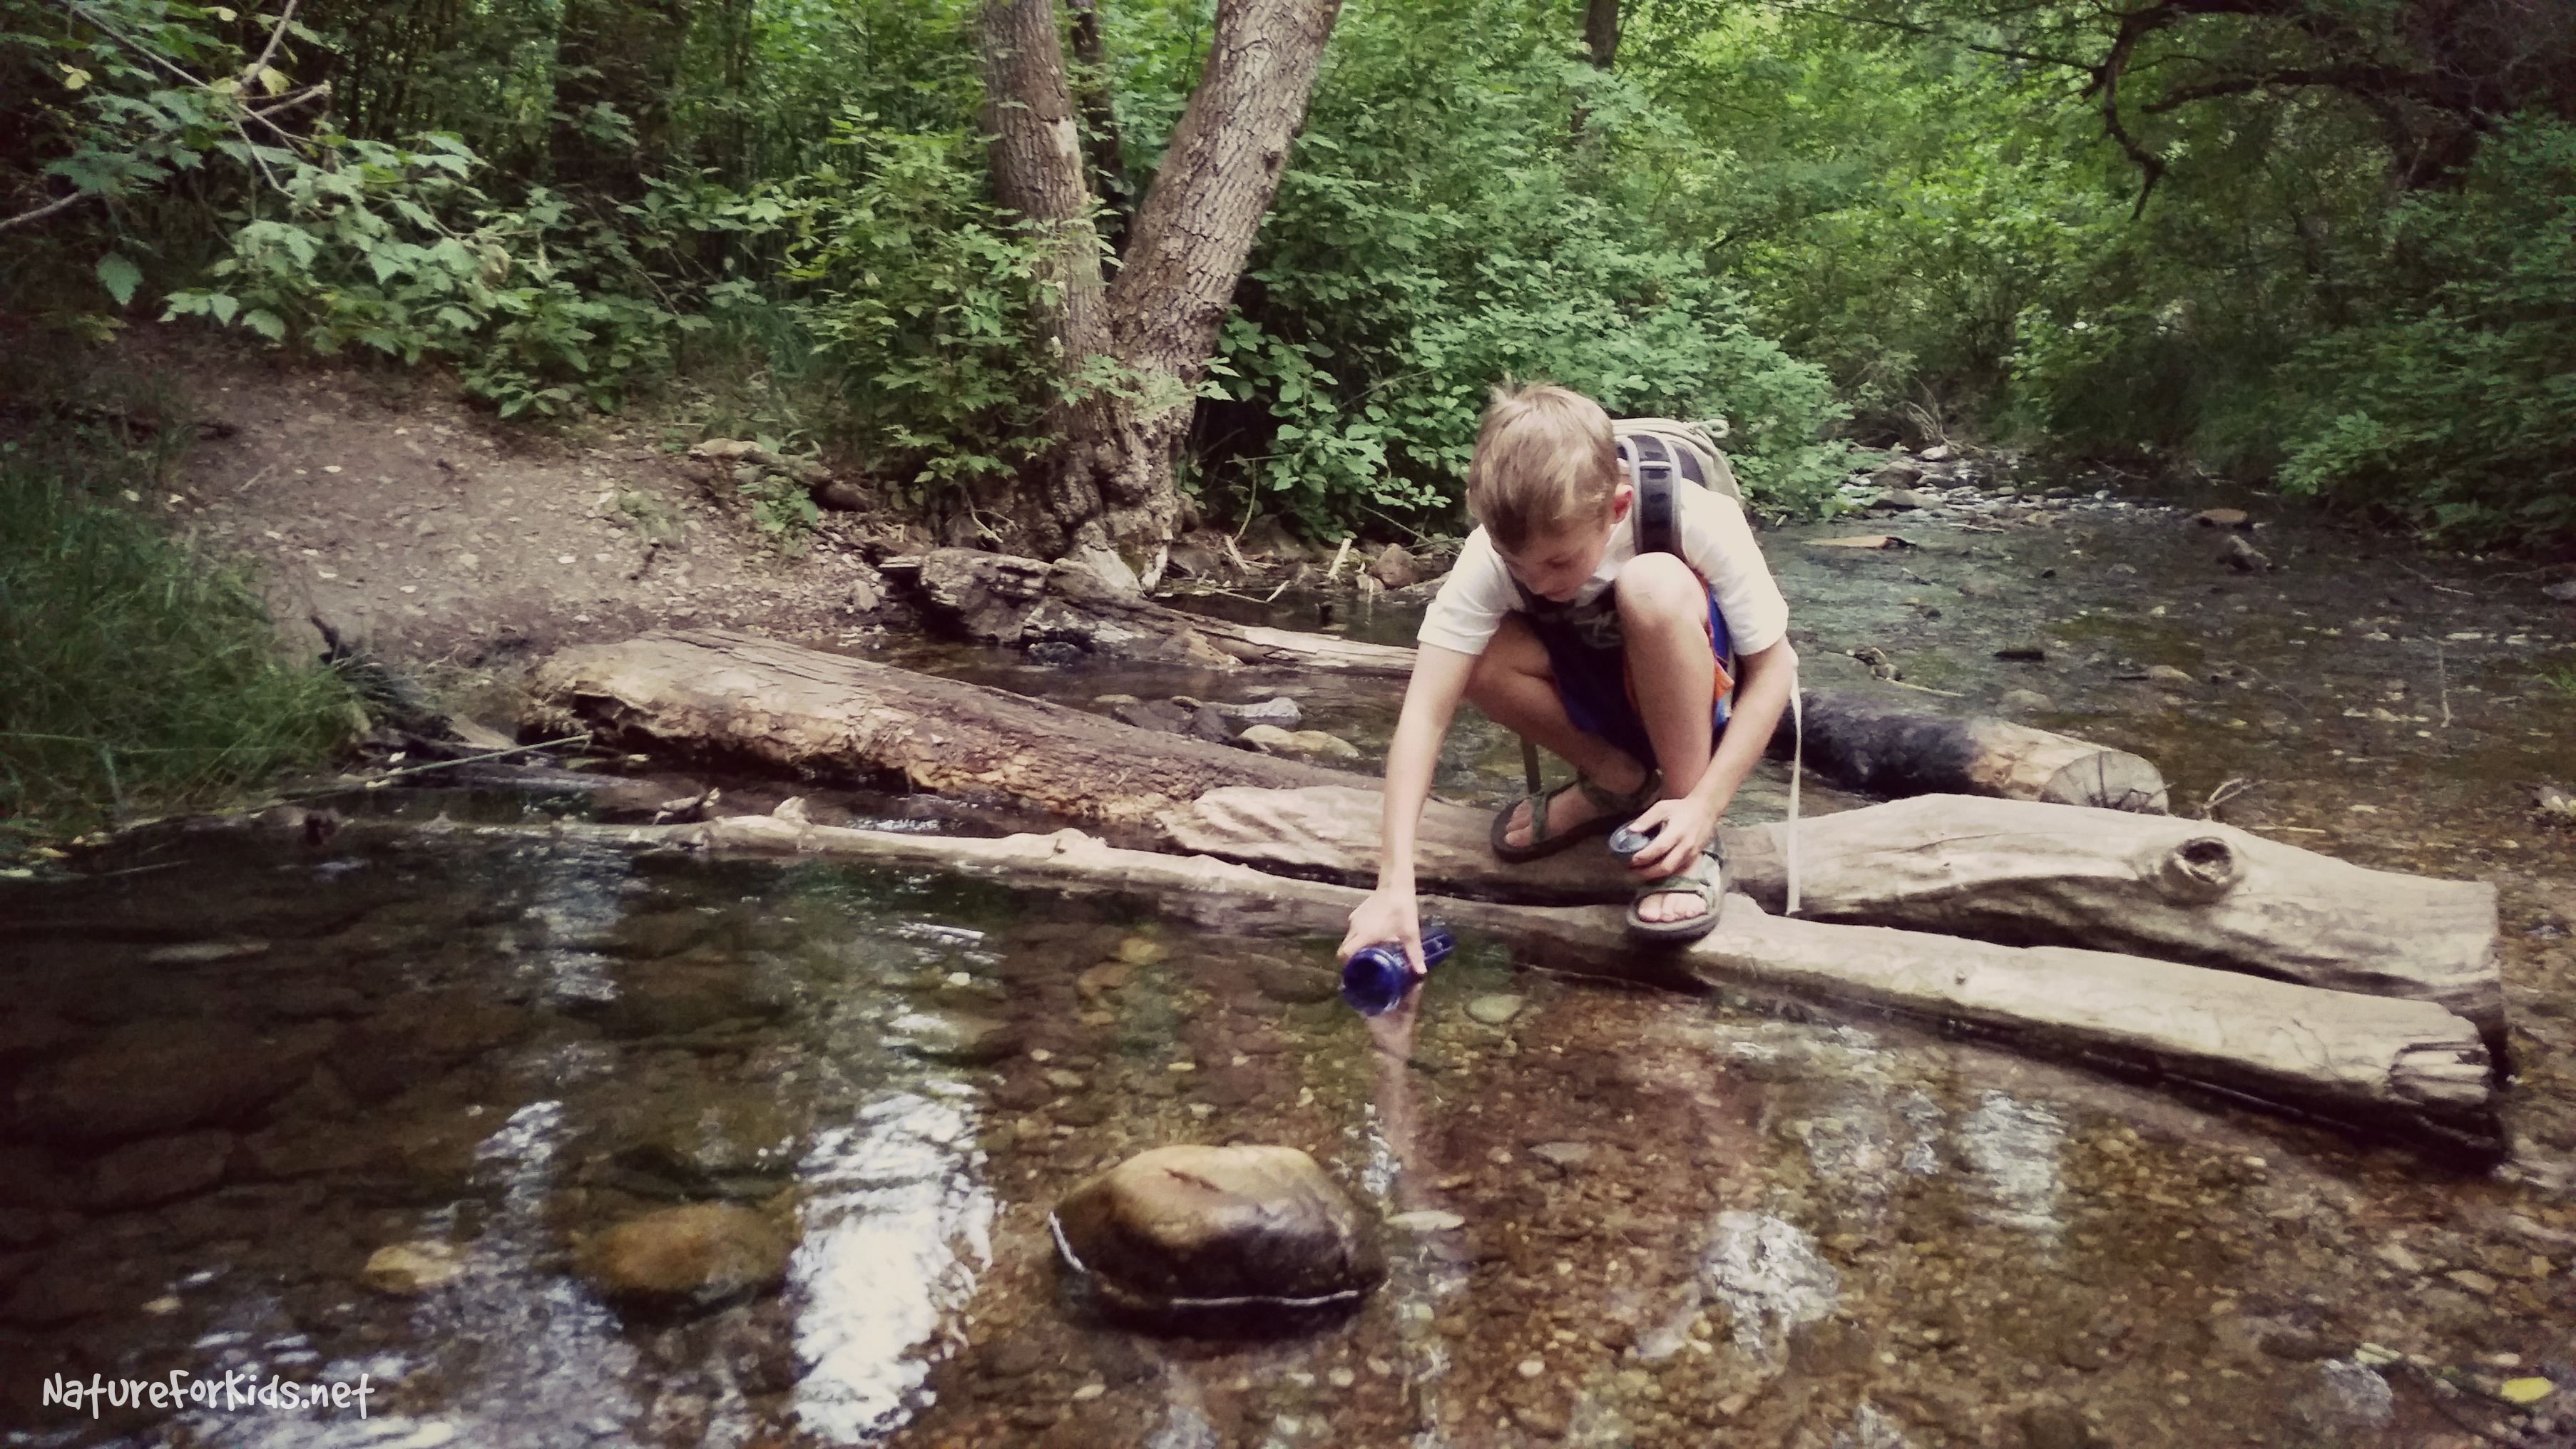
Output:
[5, 476, 2575, 1448]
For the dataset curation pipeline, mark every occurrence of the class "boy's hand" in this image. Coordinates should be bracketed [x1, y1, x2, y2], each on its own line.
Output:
[1340, 888, 1426, 976]
[1623, 795, 1720, 879]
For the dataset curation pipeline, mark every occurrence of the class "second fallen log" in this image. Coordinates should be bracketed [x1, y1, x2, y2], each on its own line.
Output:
[1774, 689, 2169, 813]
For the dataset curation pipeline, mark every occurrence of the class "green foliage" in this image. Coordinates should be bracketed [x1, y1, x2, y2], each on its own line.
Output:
[1210, 0, 1851, 536]
[0, 377, 357, 839]
[780, 118, 1058, 502]
[160, 138, 718, 416]
[2274, 116, 2576, 547]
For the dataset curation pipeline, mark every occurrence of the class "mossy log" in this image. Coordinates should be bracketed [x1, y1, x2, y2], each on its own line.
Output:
[526, 811, 2499, 1153]
[1159, 787, 2503, 1033]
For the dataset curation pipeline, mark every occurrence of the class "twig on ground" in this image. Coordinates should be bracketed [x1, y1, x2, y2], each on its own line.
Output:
[2200, 777, 2256, 819]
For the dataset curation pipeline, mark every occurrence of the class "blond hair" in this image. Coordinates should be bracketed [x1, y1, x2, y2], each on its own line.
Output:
[1465, 383, 1620, 553]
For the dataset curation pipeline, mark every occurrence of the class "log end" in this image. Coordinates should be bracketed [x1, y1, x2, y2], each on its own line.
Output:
[2039, 749, 2170, 814]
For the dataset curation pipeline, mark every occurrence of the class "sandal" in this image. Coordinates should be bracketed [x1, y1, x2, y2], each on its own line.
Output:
[1489, 768, 1660, 865]
[1625, 843, 1725, 944]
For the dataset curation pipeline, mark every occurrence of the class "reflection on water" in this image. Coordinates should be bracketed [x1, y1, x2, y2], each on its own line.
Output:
[790, 1090, 994, 1442]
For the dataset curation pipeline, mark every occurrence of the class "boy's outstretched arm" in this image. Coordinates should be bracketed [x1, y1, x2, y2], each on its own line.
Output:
[1339, 644, 1478, 975]
[1627, 638, 1798, 879]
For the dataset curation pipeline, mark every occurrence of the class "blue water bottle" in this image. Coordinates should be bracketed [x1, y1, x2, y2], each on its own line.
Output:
[1341, 921, 1458, 1017]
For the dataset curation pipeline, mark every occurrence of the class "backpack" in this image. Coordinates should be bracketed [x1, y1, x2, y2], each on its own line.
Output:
[1615, 417, 1740, 560]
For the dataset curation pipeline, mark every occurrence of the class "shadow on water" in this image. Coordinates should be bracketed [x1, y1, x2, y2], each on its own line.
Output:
[4, 479, 2575, 1448]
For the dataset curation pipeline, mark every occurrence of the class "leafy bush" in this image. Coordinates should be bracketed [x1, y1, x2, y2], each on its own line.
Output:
[161, 138, 717, 416]
[780, 119, 1058, 505]
[2275, 116, 2576, 548]
[1207, 0, 1851, 537]
[0, 386, 356, 839]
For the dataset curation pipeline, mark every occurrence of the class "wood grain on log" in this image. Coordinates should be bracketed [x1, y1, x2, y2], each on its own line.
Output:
[529, 812, 2498, 1152]
[1158, 787, 2503, 1031]
[1774, 689, 2169, 812]
[526, 628, 1356, 825]
[896, 548, 1418, 675]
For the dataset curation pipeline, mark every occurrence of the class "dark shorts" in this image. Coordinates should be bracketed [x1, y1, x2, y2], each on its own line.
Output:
[1528, 588, 1732, 772]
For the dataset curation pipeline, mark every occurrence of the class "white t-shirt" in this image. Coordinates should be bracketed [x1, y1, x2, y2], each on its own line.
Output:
[1418, 480, 1789, 658]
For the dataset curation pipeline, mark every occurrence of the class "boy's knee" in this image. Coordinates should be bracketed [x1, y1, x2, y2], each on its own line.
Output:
[1615, 552, 1705, 630]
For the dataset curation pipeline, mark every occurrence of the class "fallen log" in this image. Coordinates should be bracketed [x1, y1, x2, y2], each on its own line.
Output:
[1772, 689, 2169, 813]
[520, 811, 2499, 1153]
[1158, 787, 2504, 1033]
[523, 632, 2498, 1033]
[1718, 794, 2503, 1035]
[526, 628, 1359, 826]
[891, 549, 1418, 675]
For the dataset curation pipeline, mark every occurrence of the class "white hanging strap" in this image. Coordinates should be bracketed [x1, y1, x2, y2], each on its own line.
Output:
[1786, 672, 1803, 917]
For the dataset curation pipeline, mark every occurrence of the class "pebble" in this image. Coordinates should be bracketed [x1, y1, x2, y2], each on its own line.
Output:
[1328, 1368, 1356, 1388]
[1467, 995, 1524, 1025]
[1388, 1210, 1466, 1232]
[362, 1242, 468, 1296]
[1530, 1142, 1594, 1169]
[1070, 1384, 1105, 1402]
[1518, 1358, 1544, 1378]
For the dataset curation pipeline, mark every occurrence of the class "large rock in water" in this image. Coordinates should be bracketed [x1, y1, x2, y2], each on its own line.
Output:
[1050, 1145, 1384, 1332]
[578, 1203, 793, 1311]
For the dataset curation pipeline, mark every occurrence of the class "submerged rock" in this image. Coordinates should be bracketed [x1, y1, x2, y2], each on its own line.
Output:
[579, 1203, 792, 1309]
[362, 1241, 468, 1296]
[1051, 1144, 1384, 1331]
[85, 1130, 236, 1209]
[11, 1020, 312, 1145]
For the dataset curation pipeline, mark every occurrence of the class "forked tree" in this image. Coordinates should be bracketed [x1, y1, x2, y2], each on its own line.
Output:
[978, 0, 1341, 588]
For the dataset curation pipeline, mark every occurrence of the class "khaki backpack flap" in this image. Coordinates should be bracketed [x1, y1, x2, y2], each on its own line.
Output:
[1614, 418, 1742, 504]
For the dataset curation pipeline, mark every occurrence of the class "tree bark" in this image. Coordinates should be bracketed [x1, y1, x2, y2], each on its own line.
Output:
[1065, 0, 1134, 253]
[526, 629, 1359, 826]
[1052, 0, 1343, 583]
[1774, 689, 2170, 813]
[1582, 0, 1620, 68]
[538, 811, 2500, 1152]
[1157, 786, 2504, 1031]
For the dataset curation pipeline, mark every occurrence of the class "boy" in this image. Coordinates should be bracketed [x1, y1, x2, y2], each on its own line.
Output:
[1338, 384, 1796, 971]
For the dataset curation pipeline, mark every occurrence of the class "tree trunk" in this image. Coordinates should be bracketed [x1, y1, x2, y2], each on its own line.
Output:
[537, 810, 2500, 1153]
[1582, 0, 1619, 68]
[1031, 0, 1343, 585]
[1065, 0, 1134, 254]
[977, 0, 1120, 553]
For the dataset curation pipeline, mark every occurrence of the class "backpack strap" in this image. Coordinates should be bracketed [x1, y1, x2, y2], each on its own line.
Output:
[1620, 434, 1682, 560]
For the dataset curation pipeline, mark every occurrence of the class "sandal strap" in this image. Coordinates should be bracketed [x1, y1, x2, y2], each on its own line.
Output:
[1633, 843, 1724, 901]
[1574, 767, 1660, 816]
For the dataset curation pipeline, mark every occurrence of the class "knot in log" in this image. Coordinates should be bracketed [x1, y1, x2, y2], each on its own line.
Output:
[2146, 834, 2244, 903]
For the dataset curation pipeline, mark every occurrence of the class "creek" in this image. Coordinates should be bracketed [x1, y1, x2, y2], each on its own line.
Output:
[4, 475, 2574, 1449]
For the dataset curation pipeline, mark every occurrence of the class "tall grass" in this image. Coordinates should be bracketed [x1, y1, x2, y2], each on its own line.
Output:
[0, 371, 358, 843]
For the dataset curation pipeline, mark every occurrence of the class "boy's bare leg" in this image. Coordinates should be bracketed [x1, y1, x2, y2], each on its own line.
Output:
[1615, 553, 1719, 923]
[1465, 613, 1652, 850]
